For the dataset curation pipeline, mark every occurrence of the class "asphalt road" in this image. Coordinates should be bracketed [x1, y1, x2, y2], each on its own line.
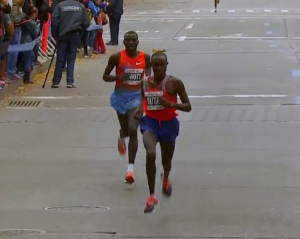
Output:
[1, 0, 300, 238]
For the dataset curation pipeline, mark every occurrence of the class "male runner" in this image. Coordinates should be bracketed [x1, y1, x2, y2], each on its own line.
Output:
[214, 0, 220, 12]
[135, 52, 192, 213]
[103, 31, 151, 184]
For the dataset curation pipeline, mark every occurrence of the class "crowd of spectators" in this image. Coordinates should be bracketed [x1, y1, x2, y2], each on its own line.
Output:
[0, 0, 109, 90]
[0, 0, 52, 89]
[79, 0, 107, 57]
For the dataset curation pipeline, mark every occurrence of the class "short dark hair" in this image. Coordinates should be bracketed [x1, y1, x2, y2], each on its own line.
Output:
[151, 52, 168, 61]
[124, 31, 138, 39]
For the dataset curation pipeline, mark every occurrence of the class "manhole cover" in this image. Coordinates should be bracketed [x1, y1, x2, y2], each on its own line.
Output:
[44, 206, 110, 212]
[4, 101, 44, 107]
[0, 229, 47, 237]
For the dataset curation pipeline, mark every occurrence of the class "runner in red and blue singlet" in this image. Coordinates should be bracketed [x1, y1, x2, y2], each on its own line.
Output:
[134, 52, 192, 213]
[103, 31, 151, 185]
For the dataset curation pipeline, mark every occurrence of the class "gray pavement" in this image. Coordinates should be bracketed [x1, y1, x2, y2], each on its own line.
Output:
[2, 0, 300, 238]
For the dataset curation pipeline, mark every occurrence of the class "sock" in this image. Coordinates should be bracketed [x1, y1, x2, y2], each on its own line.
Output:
[127, 164, 134, 173]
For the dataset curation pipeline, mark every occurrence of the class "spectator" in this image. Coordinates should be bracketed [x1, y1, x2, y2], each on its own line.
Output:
[19, 6, 38, 84]
[93, 0, 106, 54]
[85, 0, 98, 55]
[0, 0, 12, 88]
[0, 13, 14, 85]
[81, 0, 97, 57]
[7, 0, 26, 81]
[22, 0, 33, 15]
[106, 0, 122, 45]
[51, 0, 90, 88]
[35, 0, 52, 31]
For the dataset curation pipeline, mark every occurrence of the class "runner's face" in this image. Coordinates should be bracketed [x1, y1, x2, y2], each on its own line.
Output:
[123, 34, 139, 51]
[151, 56, 168, 77]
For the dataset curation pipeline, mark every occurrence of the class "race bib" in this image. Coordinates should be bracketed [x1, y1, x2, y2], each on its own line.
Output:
[124, 68, 143, 85]
[145, 91, 164, 110]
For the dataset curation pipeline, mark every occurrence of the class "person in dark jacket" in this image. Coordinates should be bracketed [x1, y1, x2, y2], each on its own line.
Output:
[35, 0, 52, 28]
[51, 0, 90, 88]
[19, 6, 39, 84]
[106, 0, 122, 45]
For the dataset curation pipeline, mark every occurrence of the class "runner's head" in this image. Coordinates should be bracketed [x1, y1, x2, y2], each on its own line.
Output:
[151, 52, 168, 78]
[123, 31, 139, 52]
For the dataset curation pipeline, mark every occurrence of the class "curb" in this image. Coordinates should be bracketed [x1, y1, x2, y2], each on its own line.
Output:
[0, 50, 87, 101]
[0, 58, 54, 101]
[0, 49, 106, 101]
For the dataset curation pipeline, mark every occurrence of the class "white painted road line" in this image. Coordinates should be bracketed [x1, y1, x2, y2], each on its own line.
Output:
[128, 9, 299, 14]
[186, 23, 194, 29]
[12, 95, 289, 100]
[178, 36, 186, 41]
[103, 37, 162, 41]
[173, 36, 287, 40]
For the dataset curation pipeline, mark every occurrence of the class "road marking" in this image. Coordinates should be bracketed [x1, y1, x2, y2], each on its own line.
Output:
[103, 37, 162, 41]
[187, 95, 288, 98]
[185, 23, 194, 29]
[13, 96, 82, 100]
[173, 36, 287, 40]
[123, 9, 300, 16]
[177, 36, 186, 41]
[155, 30, 160, 33]
[11, 94, 289, 100]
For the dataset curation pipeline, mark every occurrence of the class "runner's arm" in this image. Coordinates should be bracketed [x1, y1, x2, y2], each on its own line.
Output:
[171, 79, 192, 112]
[102, 53, 120, 82]
[144, 54, 151, 76]
[134, 79, 145, 119]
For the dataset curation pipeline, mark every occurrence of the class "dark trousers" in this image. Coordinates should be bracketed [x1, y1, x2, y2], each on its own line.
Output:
[52, 32, 81, 85]
[109, 14, 122, 44]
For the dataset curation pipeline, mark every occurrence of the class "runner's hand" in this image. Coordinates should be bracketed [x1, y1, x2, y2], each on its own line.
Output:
[159, 97, 174, 108]
[134, 108, 143, 119]
[119, 73, 130, 81]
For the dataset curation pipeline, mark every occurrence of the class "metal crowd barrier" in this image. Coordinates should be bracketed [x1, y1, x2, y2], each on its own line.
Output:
[38, 36, 56, 59]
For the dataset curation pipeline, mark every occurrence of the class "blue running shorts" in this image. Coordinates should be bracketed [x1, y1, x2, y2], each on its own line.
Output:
[140, 115, 180, 143]
[110, 90, 141, 115]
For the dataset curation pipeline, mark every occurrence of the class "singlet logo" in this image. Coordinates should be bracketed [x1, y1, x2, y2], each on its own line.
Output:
[124, 68, 144, 85]
[145, 91, 164, 110]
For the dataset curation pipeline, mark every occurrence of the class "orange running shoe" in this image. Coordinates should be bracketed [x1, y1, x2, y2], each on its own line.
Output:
[144, 196, 159, 213]
[118, 137, 126, 156]
[125, 172, 135, 184]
